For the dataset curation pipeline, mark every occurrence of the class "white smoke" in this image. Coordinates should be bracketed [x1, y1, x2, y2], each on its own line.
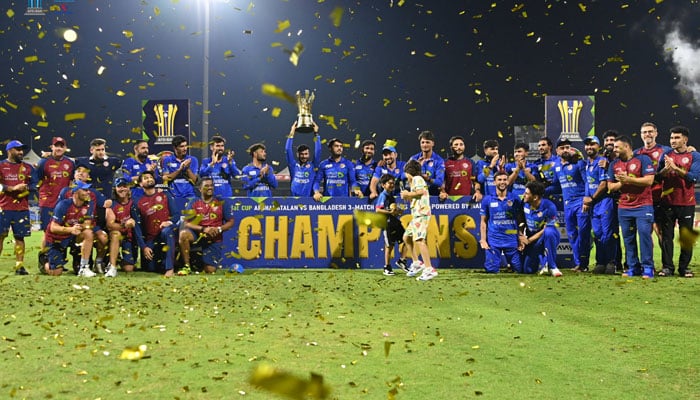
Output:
[663, 28, 700, 112]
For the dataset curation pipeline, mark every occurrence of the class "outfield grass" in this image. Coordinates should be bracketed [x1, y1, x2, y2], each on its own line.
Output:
[1, 233, 699, 400]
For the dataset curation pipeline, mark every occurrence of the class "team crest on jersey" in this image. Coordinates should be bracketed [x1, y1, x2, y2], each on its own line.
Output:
[629, 164, 637, 171]
[63, 164, 70, 170]
[462, 163, 469, 168]
[567, 165, 572, 170]
[428, 161, 434, 167]
[507, 200, 513, 207]
[537, 212, 543, 217]
[156, 195, 163, 202]
[682, 157, 689, 164]
[134, 165, 141, 170]
[340, 163, 346, 168]
[652, 151, 659, 159]
[222, 163, 228, 168]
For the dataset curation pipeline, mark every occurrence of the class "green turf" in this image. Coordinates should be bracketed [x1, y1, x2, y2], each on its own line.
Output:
[1, 233, 699, 400]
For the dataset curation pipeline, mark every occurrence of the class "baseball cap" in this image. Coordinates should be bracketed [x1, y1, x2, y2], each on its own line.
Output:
[114, 177, 130, 187]
[583, 136, 600, 145]
[5, 140, 29, 152]
[382, 145, 397, 153]
[556, 139, 572, 147]
[52, 137, 66, 146]
[72, 180, 92, 192]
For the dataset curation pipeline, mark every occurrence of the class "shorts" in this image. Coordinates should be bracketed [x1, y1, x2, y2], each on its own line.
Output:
[117, 238, 136, 265]
[384, 217, 405, 246]
[201, 241, 223, 267]
[40, 206, 54, 231]
[0, 210, 31, 239]
[47, 237, 75, 270]
[404, 215, 429, 241]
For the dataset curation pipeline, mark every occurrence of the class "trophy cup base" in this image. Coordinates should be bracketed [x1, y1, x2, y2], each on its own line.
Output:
[294, 125, 315, 133]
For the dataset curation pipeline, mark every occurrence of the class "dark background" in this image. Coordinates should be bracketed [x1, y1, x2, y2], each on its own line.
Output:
[2, 0, 699, 166]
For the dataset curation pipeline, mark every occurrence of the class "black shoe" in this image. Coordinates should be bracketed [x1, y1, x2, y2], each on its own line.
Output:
[383, 267, 395, 276]
[15, 266, 29, 275]
[592, 264, 606, 274]
[38, 252, 49, 275]
[604, 262, 617, 275]
[572, 265, 589, 273]
[394, 258, 409, 272]
[657, 267, 673, 277]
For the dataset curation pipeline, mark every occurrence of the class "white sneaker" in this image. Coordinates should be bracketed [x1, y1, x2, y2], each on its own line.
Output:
[78, 266, 96, 277]
[105, 264, 118, 278]
[417, 268, 438, 281]
[538, 265, 549, 276]
[94, 261, 104, 274]
[550, 268, 563, 277]
[406, 261, 424, 277]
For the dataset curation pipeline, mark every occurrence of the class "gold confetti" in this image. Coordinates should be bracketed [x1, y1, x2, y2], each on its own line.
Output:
[5, 101, 18, 109]
[24, 55, 39, 63]
[679, 227, 699, 252]
[64, 113, 86, 121]
[383, 98, 390, 107]
[154, 7, 160, 16]
[119, 345, 148, 361]
[353, 209, 387, 229]
[130, 47, 145, 54]
[329, 6, 343, 27]
[260, 83, 295, 103]
[271, 107, 281, 117]
[318, 115, 338, 130]
[249, 364, 331, 400]
[7, 9, 15, 18]
[116, 90, 126, 97]
[274, 20, 290, 33]
[224, 50, 235, 59]
[123, 30, 133, 38]
[424, 52, 437, 58]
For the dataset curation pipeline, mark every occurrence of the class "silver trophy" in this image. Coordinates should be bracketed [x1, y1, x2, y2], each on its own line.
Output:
[295, 89, 315, 133]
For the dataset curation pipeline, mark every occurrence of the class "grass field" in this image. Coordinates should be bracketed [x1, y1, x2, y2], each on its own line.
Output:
[1, 232, 699, 399]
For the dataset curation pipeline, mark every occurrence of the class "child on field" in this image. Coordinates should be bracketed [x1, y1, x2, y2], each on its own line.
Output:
[375, 174, 409, 276]
[400, 159, 437, 281]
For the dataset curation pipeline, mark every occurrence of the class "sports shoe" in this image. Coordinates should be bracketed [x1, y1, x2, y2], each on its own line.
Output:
[94, 260, 105, 274]
[537, 265, 549, 276]
[604, 262, 617, 275]
[15, 266, 29, 275]
[78, 266, 97, 277]
[550, 268, 563, 277]
[679, 269, 694, 278]
[395, 258, 409, 272]
[105, 263, 118, 278]
[406, 261, 425, 277]
[177, 265, 191, 276]
[417, 268, 438, 281]
[592, 264, 606, 274]
[571, 265, 589, 273]
[383, 267, 395, 276]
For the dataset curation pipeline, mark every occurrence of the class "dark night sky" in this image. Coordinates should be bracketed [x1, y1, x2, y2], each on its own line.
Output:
[2, 0, 700, 166]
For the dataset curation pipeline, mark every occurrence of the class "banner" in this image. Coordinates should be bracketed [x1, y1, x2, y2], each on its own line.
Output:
[545, 95, 595, 151]
[141, 99, 190, 147]
[207, 196, 575, 270]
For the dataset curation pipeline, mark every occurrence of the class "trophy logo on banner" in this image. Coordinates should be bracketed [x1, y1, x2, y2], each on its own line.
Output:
[557, 100, 584, 142]
[295, 89, 316, 133]
[142, 99, 190, 146]
[545, 95, 595, 150]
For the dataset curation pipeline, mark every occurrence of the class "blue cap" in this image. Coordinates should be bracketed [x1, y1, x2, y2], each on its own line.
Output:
[72, 180, 92, 192]
[584, 136, 601, 145]
[114, 177, 130, 187]
[6, 140, 29, 152]
[382, 145, 397, 153]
